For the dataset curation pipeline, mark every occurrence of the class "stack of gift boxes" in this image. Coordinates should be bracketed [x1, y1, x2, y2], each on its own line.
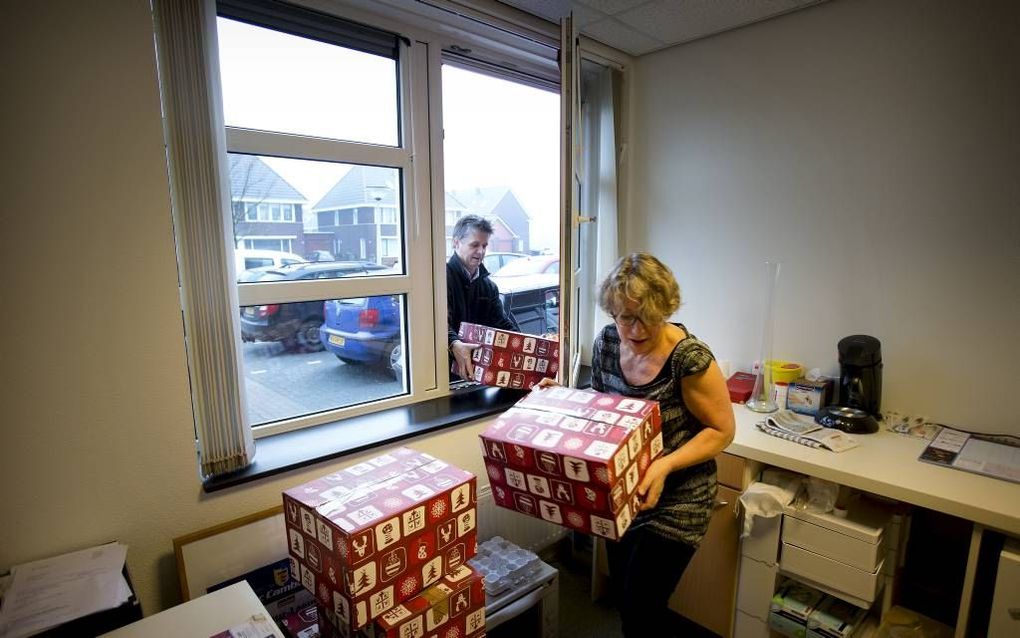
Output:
[282, 448, 486, 638]
[480, 387, 663, 541]
[456, 322, 559, 390]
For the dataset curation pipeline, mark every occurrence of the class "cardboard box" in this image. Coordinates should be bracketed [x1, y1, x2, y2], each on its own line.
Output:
[786, 378, 833, 416]
[457, 322, 559, 389]
[279, 603, 320, 638]
[283, 448, 478, 632]
[370, 565, 485, 638]
[480, 387, 662, 540]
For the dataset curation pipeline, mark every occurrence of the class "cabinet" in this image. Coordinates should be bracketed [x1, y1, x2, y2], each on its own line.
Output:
[668, 452, 760, 637]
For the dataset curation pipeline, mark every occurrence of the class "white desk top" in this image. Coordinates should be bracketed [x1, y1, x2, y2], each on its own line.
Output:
[726, 405, 1020, 536]
[101, 582, 282, 638]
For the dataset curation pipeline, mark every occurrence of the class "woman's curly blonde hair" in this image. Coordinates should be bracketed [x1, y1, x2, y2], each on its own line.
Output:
[598, 252, 681, 325]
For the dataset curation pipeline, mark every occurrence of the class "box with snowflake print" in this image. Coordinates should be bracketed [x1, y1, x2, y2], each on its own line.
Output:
[455, 322, 559, 389]
[479, 387, 663, 540]
[366, 565, 485, 638]
[283, 448, 478, 633]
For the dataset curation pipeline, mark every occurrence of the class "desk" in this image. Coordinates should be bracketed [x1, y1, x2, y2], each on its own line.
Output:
[101, 582, 282, 638]
[726, 404, 1020, 636]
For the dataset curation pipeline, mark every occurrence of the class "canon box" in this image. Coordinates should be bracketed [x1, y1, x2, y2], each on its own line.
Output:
[480, 387, 663, 540]
[283, 448, 477, 632]
[456, 322, 559, 389]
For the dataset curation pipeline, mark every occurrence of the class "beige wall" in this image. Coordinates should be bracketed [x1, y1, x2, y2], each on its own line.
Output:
[0, 0, 495, 614]
[627, 0, 1019, 433]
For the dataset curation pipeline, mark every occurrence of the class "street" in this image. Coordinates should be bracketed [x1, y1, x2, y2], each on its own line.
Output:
[242, 342, 404, 426]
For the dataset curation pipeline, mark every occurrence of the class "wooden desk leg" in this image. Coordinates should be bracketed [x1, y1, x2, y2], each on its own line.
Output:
[955, 524, 984, 638]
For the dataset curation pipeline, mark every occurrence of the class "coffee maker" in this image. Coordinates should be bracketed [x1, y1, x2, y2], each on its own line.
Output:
[837, 335, 883, 418]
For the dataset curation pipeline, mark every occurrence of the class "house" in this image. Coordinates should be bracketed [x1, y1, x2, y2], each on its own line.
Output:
[4, 0, 1016, 624]
[309, 165, 401, 265]
[228, 155, 310, 255]
[448, 186, 530, 253]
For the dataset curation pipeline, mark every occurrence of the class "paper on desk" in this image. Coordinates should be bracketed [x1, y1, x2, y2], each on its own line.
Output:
[0, 542, 131, 638]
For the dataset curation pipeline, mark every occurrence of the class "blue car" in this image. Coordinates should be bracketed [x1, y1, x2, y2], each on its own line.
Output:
[320, 296, 402, 368]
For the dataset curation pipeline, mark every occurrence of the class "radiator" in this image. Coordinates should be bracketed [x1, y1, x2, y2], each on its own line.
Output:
[476, 485, 568, 552]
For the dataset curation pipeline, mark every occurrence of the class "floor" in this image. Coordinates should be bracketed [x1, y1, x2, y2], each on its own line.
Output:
[489, 536, 719, 638]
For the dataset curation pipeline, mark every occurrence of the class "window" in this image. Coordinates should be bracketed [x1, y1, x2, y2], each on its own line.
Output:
[155, 0, 569, 473]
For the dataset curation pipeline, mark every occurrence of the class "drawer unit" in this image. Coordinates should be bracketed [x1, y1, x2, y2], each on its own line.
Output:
[780, 542, 884, 604]
[736, 555, 778, 621]
[743, 513, 782, 565]
[734, 609, 770, 638]
[782, 515, 884, 572]
[717, 452, 746, 489]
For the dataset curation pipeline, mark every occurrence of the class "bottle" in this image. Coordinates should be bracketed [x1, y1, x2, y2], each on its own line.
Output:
[773, 382, 789, 410]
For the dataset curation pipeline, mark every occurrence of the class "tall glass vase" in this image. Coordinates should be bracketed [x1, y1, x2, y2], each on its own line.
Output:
[747, 260, 782, 413]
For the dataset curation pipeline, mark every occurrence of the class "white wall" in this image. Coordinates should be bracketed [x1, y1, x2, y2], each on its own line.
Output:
[0, 0, 495, 614]
[626, 0, 1019, 433]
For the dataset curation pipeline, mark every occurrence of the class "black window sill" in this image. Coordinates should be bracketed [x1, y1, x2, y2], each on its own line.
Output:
[202, 384, 526, 493]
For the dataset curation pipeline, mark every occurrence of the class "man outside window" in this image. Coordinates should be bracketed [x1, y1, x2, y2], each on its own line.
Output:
[447, 214, 519, 379]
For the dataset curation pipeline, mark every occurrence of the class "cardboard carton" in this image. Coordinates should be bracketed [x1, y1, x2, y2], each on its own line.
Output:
[480, 387, 662, 540]
[370, 565, 485, 638]
[283, 448, 477, 632]
[456, 322, 559, 389]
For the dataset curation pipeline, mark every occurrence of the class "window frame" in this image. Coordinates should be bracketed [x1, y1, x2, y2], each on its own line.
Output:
[162, 0, 568, 452]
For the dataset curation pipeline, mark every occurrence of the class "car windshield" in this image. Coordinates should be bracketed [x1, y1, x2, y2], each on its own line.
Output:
[493, 256, 553, 277]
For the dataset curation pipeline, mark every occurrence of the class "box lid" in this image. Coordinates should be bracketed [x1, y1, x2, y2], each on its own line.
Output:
[515, 387, 659, 429]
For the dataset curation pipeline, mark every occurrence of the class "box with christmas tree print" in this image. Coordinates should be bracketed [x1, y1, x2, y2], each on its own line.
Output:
[480, 387, 662, 540]
[283, 448, 478, 633]
[367, 565, 485, 638]
[455, 322, 559, 389]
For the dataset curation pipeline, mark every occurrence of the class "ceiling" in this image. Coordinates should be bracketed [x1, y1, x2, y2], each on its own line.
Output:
[496, 0, 827, 56]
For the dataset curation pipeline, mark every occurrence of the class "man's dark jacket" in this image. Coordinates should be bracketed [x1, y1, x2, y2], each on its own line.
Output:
[447, 254, 519, 348]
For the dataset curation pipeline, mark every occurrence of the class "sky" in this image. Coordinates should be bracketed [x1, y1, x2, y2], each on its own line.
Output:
[217, 18, 560, 252]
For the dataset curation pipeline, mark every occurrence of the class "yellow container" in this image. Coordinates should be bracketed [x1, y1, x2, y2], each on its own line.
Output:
[767, 360, 803, 383]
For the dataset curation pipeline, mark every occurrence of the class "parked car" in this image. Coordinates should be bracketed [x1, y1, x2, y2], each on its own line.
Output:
[306, 250, 335, 262]
[483, 252, 526, 274]
[234, 249, 304, 280]
[240, 261, 391, 351]
[491, 254, 559, 277]
[492, 273, 560, 336]
[320, 295, 402, 370]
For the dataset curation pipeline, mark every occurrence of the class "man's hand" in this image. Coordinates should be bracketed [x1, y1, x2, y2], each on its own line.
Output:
[535, 377, 560, 389]
[450, 340, 480, 380]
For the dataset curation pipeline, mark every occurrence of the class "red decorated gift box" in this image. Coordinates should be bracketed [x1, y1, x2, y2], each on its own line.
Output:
[283, 448, 478, 633]
[480, 387, 663, 540]
[370, 565, 485, 638]
[456, 322, 559, 389]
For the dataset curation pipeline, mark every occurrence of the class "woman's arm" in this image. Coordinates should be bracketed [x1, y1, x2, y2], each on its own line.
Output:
[636, 359, 736, 511]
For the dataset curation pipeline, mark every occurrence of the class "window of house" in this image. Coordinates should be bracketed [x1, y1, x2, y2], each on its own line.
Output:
[157, 0, 568, 470]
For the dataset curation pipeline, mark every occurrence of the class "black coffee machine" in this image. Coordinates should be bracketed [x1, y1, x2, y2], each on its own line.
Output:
[837, 335, 883, 418]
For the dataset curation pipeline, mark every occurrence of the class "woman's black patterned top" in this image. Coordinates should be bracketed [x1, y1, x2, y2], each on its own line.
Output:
[591, 323, 718, 547]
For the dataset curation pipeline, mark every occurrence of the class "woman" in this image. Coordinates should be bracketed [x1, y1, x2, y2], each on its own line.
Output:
[590, 252, 734, 636]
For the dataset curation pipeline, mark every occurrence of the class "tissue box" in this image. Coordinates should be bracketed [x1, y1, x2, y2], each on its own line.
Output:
[283, 448, 477, 632]
[806, 595, 868, 638]
[787, 378, 832, 416]
[480, 387, 662, 540]
[456, 322, 559, 389]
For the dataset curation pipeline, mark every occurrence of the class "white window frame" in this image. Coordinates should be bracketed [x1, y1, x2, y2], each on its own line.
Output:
[157, 0, 573, 451]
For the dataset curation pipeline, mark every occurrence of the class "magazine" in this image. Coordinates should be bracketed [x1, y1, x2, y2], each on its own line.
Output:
[757, 411, 860, 452]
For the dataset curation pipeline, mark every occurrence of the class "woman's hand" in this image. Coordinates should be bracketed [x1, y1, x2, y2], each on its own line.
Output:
[636, 457, 673, 511]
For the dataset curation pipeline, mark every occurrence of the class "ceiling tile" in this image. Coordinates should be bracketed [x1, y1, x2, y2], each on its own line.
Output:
[581, 16, 664, 56]
[617, 0, 809, 46]
[575, 0, 650, 16]
[572, 4, 609, 28]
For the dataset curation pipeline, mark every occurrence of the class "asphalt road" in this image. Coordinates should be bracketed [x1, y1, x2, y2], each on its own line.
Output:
[242, 342, 404, 426]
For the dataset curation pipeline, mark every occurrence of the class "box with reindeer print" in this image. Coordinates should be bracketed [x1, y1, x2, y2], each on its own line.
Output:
[282, 448, 477, 634]
[480, 387, 663, 540]
[456, 321, 560, 389]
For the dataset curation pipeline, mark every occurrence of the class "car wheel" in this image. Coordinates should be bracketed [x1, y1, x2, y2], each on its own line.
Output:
[336, 355, 361, 365]
[388, 344, 402, 381]
[295, 318, 325, 352]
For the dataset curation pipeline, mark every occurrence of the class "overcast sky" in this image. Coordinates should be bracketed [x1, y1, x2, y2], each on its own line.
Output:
[217, 18, 560, 252]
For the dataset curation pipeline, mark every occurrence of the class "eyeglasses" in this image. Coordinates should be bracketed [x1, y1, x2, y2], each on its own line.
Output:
[611, 314, 646, 328]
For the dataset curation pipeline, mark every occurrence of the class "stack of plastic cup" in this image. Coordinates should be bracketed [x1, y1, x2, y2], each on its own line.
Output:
[467, 536, 542, 595]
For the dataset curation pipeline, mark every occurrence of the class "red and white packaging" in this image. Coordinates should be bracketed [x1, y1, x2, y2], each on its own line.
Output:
[369, 565, 485, 638]
[480, 387, 663, 540]
[279, 603, 320, 638]
[283, 448, 478, 633]
[456, 322, 559, 389]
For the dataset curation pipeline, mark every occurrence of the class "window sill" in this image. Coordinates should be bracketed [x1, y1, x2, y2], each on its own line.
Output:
[202, 385, 524, 493]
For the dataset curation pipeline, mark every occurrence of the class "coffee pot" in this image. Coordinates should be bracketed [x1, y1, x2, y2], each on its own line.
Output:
[837, 335, 882, 419]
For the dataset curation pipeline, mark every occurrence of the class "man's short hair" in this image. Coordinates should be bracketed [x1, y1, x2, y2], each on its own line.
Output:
[452, 214, 493, 241]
